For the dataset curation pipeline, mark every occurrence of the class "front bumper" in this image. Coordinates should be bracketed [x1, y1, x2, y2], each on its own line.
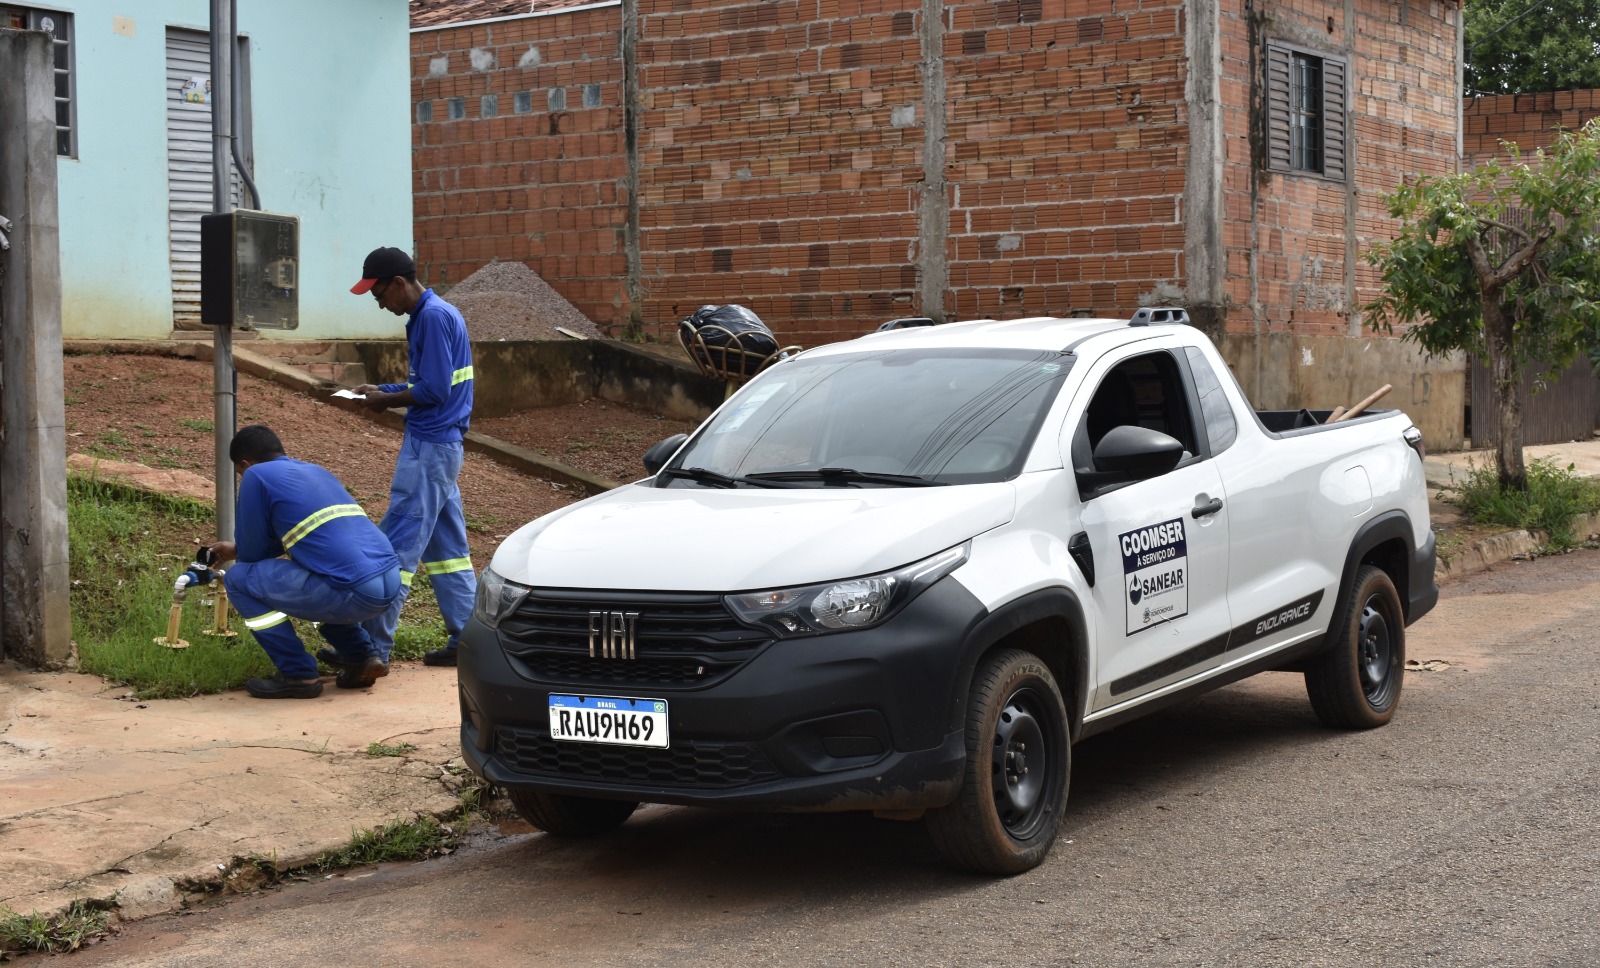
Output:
[456, 577, 987, 812]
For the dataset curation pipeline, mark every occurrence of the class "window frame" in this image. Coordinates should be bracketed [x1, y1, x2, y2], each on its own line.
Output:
[1264, 40, 1347, 184]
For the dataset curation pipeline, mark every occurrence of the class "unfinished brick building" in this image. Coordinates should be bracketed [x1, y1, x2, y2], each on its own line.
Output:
[411, 0, 1467, 445]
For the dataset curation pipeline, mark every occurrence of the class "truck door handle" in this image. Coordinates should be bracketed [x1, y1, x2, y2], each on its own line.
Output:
[1191, 497, 1224, 519]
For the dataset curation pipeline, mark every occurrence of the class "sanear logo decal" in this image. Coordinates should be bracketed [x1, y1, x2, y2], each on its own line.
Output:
[1119, 517, 1189, 635]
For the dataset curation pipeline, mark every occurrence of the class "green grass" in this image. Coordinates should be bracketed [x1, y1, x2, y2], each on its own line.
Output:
[1439, 457, 1600, 552]
[364, 741, 418, 758]
[0, 901, 110, 956]
[179, 417, 213, 433]
[69, 475, 461, 697]
[314, 815, 454, 870]
[68, 475, 275, 698]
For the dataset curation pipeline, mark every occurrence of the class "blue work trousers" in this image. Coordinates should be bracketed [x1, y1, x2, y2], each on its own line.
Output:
[226, 559, 402, 680]
[363, 434, 477, 661]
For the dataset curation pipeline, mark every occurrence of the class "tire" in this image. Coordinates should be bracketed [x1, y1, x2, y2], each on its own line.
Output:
[1305, 564, 1406, 729]
[507, 789, 638, 837]
[925, 648, 1071, 875]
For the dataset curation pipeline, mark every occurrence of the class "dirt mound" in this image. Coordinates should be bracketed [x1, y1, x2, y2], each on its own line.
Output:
[444, 261, 603, 341]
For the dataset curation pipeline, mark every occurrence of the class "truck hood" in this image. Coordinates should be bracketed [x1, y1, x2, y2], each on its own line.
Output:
[491, 482, 1017, 591]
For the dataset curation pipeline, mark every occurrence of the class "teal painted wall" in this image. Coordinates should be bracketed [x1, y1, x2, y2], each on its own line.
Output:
[54, 0, 412, 339]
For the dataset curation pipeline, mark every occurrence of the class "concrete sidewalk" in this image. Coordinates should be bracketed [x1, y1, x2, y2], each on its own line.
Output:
[0, 661, 463, 921]
[5, 436, 1600, 929]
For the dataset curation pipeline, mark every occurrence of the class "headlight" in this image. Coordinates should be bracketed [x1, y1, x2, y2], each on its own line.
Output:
[725, 543, 968, 637]
[473, 565, 529, 630]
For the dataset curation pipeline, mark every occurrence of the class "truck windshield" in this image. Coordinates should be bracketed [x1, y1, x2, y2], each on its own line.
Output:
[661, 347, 1073, 487]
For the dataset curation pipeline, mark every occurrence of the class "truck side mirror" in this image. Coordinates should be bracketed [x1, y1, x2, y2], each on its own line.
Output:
[1091, 425, 1185, 479]
[642, 433, 689, 476]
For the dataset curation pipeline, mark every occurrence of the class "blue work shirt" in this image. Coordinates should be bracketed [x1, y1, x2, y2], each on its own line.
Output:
[379, 288, 474, 443]
[235, 457, 399, 588]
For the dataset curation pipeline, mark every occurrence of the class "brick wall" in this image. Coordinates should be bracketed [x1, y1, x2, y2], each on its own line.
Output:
[412, 0, 1461, 357]
[1465, 89, 1600, 165]
[1216, 0, 1459, 344]
[411, 4, 630, 333]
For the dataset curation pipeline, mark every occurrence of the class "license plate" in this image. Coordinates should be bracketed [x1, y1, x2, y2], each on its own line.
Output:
[548, 694, 669, 749]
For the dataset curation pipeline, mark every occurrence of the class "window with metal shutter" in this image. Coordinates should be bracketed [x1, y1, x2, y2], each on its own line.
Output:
[165, 27, 246, 330]
[1263, 40, 1348, 185]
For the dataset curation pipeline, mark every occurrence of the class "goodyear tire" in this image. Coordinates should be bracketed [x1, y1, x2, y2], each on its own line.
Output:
[507, 789, 638, 837]
[925, 648, 1070, 875]
[1305, 564, 1405, 729]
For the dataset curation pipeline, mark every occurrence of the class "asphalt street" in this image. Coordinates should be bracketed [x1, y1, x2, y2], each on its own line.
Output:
[69, 550, 1600, 968]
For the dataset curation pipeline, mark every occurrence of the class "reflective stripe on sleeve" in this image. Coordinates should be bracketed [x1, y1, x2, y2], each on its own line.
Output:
[451, 366, 474, 386]
[243, 611, 289, 631]
[281, 504, 366, 549]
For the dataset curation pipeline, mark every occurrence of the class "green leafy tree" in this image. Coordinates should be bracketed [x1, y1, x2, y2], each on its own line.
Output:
[1466, 0, 1600, 95]
[1365, 119, 1600, 490]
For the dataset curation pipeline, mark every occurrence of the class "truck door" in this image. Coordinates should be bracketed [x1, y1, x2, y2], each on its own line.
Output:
[1068, 348, 1233, 711]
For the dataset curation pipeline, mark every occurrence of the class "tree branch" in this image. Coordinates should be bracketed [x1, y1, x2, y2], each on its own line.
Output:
[1468, 224, 1553, 291]
[1475, 216, 1533, 242]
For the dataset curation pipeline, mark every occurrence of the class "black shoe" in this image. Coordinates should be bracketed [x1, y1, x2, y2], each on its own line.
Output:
[315, 646, 348, 669]
[422, 647, 458, 667]
[246, 673, 324, 699]
[335, 656, 390, 689]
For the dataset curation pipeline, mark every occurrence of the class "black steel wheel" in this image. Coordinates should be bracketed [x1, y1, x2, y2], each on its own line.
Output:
[1305, 564, 1406, 729]
[926, 648, 1070, 875]
[507, 789, 638, 837]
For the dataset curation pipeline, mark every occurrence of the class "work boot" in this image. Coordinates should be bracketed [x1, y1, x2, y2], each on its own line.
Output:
[335, 656, 390, 689]
[422, 647, 458, 667]
[314, 646, 348, 669]
[246, 673, 324, 699]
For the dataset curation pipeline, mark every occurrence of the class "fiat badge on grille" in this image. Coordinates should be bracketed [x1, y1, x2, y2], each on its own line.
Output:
[588, 610, 641, 659]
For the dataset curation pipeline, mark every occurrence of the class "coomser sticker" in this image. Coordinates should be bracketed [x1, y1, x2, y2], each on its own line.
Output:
[1120, 517, 1189, 635]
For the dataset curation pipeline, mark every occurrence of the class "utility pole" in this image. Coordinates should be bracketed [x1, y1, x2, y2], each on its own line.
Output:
[210, 0, 236, 540]
[0, 29, 71, 667]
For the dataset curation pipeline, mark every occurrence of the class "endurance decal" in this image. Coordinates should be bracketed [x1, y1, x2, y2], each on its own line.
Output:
[1119, 517, 1189, 635]
[1229, 590, 1324, 650]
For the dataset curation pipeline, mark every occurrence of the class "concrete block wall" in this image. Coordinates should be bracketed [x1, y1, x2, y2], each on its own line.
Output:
[411, 4, 631, 332]
[1464, 89, 1600, 165]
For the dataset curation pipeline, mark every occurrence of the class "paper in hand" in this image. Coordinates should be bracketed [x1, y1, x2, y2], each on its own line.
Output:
[331, 388, 366, 400]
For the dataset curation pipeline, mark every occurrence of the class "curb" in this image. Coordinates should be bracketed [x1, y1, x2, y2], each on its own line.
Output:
[1434, 511, 1600, 583]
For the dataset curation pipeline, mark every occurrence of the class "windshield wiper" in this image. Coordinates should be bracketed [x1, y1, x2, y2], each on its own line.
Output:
[659, 466, 796, 489]
[748, 467, 947, 487]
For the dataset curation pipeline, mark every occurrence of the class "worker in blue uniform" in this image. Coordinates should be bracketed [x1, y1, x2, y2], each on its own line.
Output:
[349, 246, 478, 668]
[208, 425, 402, 699]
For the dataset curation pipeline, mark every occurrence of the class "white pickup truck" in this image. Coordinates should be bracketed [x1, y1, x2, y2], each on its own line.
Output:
[457, 309, 1437, 874]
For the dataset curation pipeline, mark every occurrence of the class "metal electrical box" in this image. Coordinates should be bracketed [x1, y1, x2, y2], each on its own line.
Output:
[200, 210, 299, 330]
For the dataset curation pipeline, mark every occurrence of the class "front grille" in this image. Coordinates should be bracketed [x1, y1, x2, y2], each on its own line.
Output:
[495, 726, 781, 788]
[497, 588, 771, 688]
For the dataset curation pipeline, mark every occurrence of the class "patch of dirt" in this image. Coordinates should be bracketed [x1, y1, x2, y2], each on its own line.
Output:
[62, 353, 677, 558]
[474, 400, 699, 485]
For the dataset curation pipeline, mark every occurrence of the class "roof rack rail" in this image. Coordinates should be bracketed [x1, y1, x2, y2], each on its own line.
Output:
[876, 316, 936, 332]
[1129, 307, 1189, 327]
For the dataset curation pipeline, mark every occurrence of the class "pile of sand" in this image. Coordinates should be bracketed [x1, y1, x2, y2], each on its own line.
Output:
[444, 261, 603, 341]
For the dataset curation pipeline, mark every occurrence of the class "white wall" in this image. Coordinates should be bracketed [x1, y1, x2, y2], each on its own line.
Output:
[54, 0, 413, 339]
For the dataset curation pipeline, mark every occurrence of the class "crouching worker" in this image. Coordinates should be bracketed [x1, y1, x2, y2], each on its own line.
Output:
[208, 425, 402, 699]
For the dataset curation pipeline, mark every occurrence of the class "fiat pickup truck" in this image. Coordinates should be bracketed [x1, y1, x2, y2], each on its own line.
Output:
[456, 308, 1437, 874]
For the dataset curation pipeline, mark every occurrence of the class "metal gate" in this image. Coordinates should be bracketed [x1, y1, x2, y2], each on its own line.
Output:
[165, 27, 245, 329]
[1469, 355, 1600, 447]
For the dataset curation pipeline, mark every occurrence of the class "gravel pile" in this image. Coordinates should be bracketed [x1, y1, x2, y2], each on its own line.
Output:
[444, 261, 603, 341]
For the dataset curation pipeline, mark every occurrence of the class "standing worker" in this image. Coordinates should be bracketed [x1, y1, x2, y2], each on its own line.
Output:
[209, 425, 402, 699]
[347, 246, 477, 668]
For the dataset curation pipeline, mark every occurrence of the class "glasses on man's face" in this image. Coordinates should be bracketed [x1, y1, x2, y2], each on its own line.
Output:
[371, 278, 393, 302]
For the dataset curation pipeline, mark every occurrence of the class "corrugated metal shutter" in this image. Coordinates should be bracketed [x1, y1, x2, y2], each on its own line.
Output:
[166, 28, 240, 330]
[1264, 43, 1292, 173]
[1321, 55, 1348, 184]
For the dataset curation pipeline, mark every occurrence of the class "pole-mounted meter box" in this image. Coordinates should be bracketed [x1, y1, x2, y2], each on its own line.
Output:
[200, 210, 299, 330]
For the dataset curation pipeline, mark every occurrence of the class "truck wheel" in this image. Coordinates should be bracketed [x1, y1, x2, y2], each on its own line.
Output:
[925, 648, 1070, 875]
[1305, 564, 1405, 729]
[507, 789, 638, 837]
